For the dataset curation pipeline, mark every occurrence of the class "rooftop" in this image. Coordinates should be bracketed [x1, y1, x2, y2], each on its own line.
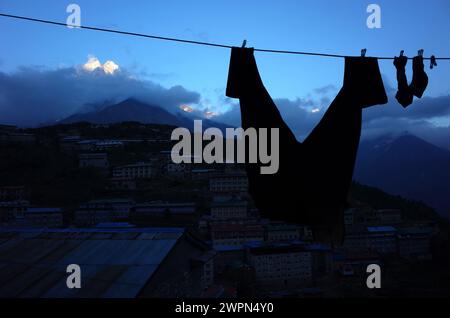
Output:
[26, 207, 62, 214]
[114, 162, 153, 169]
[135, 202, 195, 208]
[78, 153, 108, 158]
[248, 243, 310, 256]
[85, 198, 134, 204]
[266, 223, 301, 231]
[367, 226, 398, 233]
[0, 227, 185, 298]
[211, 200, 247, 208]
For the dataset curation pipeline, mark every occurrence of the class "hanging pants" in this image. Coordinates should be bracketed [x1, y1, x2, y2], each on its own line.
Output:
[226, 47, 388, 243]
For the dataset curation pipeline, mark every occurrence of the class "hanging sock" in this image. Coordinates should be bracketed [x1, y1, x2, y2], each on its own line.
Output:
[430, 55, 438, 69]
[393, 54, 414, 108]
[409, 55, 429, 98]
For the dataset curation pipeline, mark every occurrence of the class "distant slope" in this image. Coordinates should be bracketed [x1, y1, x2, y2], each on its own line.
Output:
[59, 98, 231, 131]
[354, 134, 450, 218]
[351, 182, 443, 222]
[60, 98, 190, 126]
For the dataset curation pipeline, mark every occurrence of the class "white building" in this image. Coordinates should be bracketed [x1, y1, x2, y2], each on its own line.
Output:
[0, 200, 30, 222]
[79, 153, 109, 169]
[344, 226, 398, 255]
[113, 162, 153, 179]
[166, 162, 189, 176]
[209, 172, 248, 193]
[76, 140, 124, 151]
[74, 199, 134, 226]
[346, 208, 402, 227]
[265, 223, 303, 242]
[210, 200, 248, 220]
[0, 186, 25, 201]
[210, 222, 264, 247]
[398, 226, 434, 260]
[108, 177, 137, 191]
[132, 202, 196, 217]
[248, 245, 313, 289]
[190, 169, 217, 180]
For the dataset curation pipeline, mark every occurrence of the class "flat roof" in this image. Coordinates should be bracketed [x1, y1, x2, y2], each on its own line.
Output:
[0, 227, 185, 298]
[114, 163, 153, 168]
[367, 226, 397, 233]
[26, 208, 62, 214]
[249, 244, 309, 256]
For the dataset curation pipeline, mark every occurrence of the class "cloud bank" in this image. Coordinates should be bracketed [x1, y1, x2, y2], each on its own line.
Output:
[0, 59, 449, 150]
[215, 84, 450, 150]
[0, 56, 200, 126]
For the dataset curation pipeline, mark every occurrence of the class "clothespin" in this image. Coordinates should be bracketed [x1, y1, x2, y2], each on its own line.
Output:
[418, 49, 424, 57]
[361, 48, 367, 57]
[400, 50, 404, 57]
[242, 40, 247, 48]
[430, 55, 438, 69]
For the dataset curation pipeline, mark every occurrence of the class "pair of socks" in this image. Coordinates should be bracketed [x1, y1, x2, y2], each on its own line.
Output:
[394, 55, 428, 108]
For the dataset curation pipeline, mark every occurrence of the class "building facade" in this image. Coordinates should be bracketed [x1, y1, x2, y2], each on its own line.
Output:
[79, 153, 109, 169]
[210, 200, 248, 220]
[210, 222, 264, 246]
[248, 245, 313, 290]
[113, 162, 153, 179]
[209, 173, 249, 193]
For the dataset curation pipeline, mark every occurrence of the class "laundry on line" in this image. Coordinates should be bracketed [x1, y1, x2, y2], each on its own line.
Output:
[1, 12, 450, 61]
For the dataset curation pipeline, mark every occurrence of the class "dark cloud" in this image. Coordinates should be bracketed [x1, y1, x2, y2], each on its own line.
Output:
[1, 63, 449, 151]
[215, 96, 328, 140]
[0, 65, 200, 127]
[215, 88, 450, 150]
[363, 95, 450, 122]
[361, 116, 450, 151]
[361, 94, 450, 149]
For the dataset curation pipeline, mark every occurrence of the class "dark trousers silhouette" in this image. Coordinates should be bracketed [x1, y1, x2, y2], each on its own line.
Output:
[226, 47, 388, 243]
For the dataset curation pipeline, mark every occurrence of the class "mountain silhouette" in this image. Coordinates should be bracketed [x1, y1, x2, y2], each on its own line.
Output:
[354, 134, 450, 218]
[59, 98, 230, 131]
[60, 98, 190, 126]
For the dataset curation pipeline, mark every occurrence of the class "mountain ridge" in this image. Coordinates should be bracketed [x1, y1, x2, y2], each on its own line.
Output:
[355, 134, 450, 218]
[59, 98, 231, 131]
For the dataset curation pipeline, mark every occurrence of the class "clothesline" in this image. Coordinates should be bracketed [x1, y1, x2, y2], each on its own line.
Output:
[1, 12, 450, 61]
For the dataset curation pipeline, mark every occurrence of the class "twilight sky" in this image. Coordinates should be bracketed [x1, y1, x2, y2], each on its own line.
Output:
[1, 0, 450, 148]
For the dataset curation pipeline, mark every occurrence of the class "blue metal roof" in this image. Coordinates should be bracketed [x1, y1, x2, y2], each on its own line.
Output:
[0, 227, 185, 298]
[213, 245, 245, 252]
[367, 226, 397, 233]
[305, 243, 332, 251]
[0, 227, 184, 234]
[26, 208, 62, 213]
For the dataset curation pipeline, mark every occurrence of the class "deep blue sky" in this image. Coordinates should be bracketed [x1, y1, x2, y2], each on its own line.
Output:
[1, 0, 450, 99]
